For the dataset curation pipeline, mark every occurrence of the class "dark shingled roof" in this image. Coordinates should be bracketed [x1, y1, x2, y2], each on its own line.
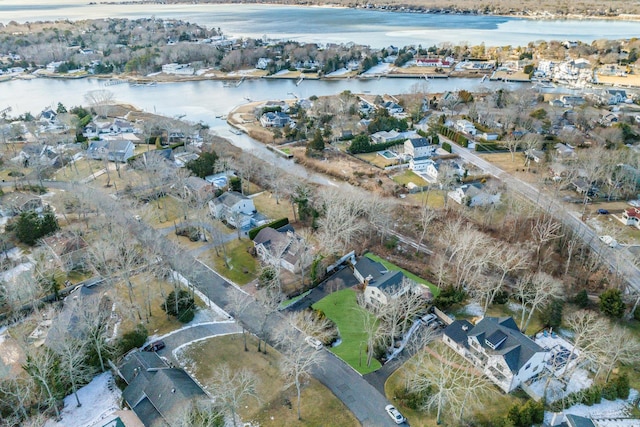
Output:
[468, 317, 543, 373]
[144, 369, 207, 424]
[120, 351, 167, 384]
[443, 320, 474, 348]
[565, 414, 596, 427]
[368, 270, 405, 292]
[406, 137, 430, 148]
[354, 257, 387, 281]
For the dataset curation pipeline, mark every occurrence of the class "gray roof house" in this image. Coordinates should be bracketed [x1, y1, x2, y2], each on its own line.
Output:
[209, 191, 256, 229]
[87, 139, 135, 162]
[259, 111, 291, 128]
[442, 317, 547, 393]
[404, 137, 432, 158]
[354, 257, 414, 305]
[119, 351, 209, 427]
[253, 225, 313, 274]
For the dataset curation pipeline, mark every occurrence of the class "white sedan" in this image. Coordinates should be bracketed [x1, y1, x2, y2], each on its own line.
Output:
[385, 405, 406, 425]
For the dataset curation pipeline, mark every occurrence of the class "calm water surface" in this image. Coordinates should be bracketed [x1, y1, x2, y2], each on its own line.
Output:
[1, 1, 639, 47]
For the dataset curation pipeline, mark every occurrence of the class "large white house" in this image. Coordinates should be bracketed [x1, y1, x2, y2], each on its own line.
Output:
[448, 183, 501, 207]
[354, 257, 413, 306]
[253, 225, 313, 274]
[443, 317, 547, 393]
[87, 139, 135, 162]
[404, 137, 432, 158]
[209, 191, 256, 228]
[454, 119, 477, 136]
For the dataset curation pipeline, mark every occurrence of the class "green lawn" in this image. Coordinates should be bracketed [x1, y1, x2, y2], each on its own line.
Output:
[198, 238, 259, 285]
[312, 289, 382, 374]
[365, 253, 439, 297]
[392, 169, 427, 186]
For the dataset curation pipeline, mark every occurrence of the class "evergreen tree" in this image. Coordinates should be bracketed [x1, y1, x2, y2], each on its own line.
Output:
[599, 289, 626, 318]
[308, 130, 325, 152]
[185, 151, 218, 178]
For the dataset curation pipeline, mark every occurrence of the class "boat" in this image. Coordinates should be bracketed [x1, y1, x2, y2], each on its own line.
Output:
[229, 128, 243, 135]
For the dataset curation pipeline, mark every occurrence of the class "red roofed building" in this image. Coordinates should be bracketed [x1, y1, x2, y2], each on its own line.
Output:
[622, 208, 640, 228]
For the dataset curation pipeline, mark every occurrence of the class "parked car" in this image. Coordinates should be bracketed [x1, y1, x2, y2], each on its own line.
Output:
[305, 336, 323, 350]
[143, 340, 165, 352]
[597, 208, 610, 215]
[420, 313, 437, 325]
[599, 235, 618, 248]
[385, 405, 406, 425]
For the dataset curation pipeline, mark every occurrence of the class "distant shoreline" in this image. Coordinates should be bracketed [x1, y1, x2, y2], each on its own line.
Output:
[91, 0, 640, 22]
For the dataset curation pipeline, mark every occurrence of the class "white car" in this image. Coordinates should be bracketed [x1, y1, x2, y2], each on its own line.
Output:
[385, 405, 406, 424]
[305, 336, 323, 350]
[599, 235, 618, 248]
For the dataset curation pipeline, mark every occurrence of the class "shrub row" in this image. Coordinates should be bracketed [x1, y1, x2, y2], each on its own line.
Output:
[549, 374, 630, 412]
[248, 217, 290, 240]
[438, 125, 468, 147]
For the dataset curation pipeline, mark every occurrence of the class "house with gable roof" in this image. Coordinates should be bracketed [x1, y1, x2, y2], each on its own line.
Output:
[209, 190, 257, 228]
[354, 257, 413, 306]
[118, 351, 209, 427]
[448, 183, 501, 207]
[443, 317, 547, 393]
[404, 137, 432, 158]
[87, 139, 135, 162]
[623, 207, 640, 228]
[253, 224, 313, 274]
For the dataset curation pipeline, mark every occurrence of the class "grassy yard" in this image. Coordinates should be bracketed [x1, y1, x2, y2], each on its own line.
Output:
[312, 289, 382, 374]
[139, 196, 185, 227]
[198, 238, 259, 285]
[406, 189, 446, 209]
[252, 191, 295, 220]
[365, 253, 439, 297]
[178, 334, 359, 427]
[355, 151, 403, 169]
[384, 341, 522, 427]
[114, 273, 206, 337]
[392, 169, 427, 186]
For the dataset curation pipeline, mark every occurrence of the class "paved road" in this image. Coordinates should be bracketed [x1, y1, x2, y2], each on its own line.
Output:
[81, 185, 399, 427]
[447, 140, 640, 293]
[155, 321, 243, 365]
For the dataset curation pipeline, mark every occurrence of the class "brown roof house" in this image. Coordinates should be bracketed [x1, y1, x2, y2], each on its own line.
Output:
[253, 225, 313, 274]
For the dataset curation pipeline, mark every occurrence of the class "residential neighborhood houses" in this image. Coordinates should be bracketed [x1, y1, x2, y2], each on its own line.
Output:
[3, 16, 640, 427]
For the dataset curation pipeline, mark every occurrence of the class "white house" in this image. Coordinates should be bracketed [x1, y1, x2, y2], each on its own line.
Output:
[404, 137, 432, 158]
[87, 139, 135, 162]
[46, 61, 64, 72]
[426, 160, 465, 180]
[604, 89, 627, 105]
[381, 101, 404, 115]
[110, 118, 135, 134]
[256, 57, 272, 70]
[409, 156, 433, 172]
[259, 112, 291, 128]
[209, 191, 256, 229]
[622, 208, 640, 228]
[253, 225, 312, 274]
[448, 183, 501, 207]
[370, 130, 402, 144]
[354, 257, 412, 306]
[443, 317, 547, 393]
[454, 119, 477, 136]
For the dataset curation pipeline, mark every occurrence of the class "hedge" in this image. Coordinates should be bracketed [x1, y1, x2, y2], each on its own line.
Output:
[348, 139, 402, 154]
[475, 142, 510, 152]
[442, 142, 452, 153]
[249, 217, 290, 240]
[438, 125, 468, 148]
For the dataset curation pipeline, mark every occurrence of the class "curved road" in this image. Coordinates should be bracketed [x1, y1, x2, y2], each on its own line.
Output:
[7, 180, 399, 427]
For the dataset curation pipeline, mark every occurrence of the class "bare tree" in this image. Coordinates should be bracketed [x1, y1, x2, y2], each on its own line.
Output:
[84, 89, 115, 119]
[409, 352, 495, 425]
[288, 310, 336, 344]
[0, 376, 36, 425]
[503, 135, 521, 162]
[275, 325, 322, 421]
[593, 323, 640, 382]
[316, 187, 367, 255]
[21, 345, 62, 421]
[482, 242, 531, 314]
[531, 214, 563, 267]
[561, 310, 608, 382]
[226, 291, 251, 352]
[415, 202, 437, 254]
[208, 365, 259, 427]
[514, 271, 563, 332]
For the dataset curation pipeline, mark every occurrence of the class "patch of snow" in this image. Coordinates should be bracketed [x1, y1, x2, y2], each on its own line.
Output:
[545, 389, 639, 427]
[587, 217, 604, 233]
[462, 301, 484, 317]
[362, 63, 391, 75]
[507, 301, 523, 313]
[0, 261, 33, 283]
[146, 72, 161, 76]
[272, 69, 290, 76]
[326, 67, 350, 77]
[43, 372, 121, 427]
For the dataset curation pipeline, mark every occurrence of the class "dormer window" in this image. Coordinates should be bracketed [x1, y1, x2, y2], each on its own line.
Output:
[486, 331, 507, 350]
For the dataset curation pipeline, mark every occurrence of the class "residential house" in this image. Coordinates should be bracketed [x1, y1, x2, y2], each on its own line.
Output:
[404, 137, 432, 158]
[38, 108, 57, 124]
[604, 89, 627, 105]
[253, 225, 312, 274]
[454, 119, 477, 136]
[478, 132, 499, 141]
[110, 118, 135, 134]
[549, 99, 566, 108]
[359, 101, 375, 116]
[256, 57, 272, 70]
[443, 317, 547, 393]
[560, 95, 586, 107]
[448, 183, 501, 207]
[263, 100, 290, 113]
[571, 178, 596, 196]
[370, 130, 402, 144]
[182, 176, 215, 202]
[409, 156, 433, 172]
[554, 143, 575, 158]
[45, 61, 64, 73]
[209, 191, 256, 228]
[623, 208, 640, 228]
[87, 139, 135, 162]
[381, 101, 404, 115]
[173, 151, 199, 168]
[525, 149, 545, 164]
[118, 351, 209, 427]
[425, 159, 465, 181]
[259, 112, 291, 128]
[354, 257, 412, 306]
[415, 57, 453, 68]
[600, 112, 619, 126]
